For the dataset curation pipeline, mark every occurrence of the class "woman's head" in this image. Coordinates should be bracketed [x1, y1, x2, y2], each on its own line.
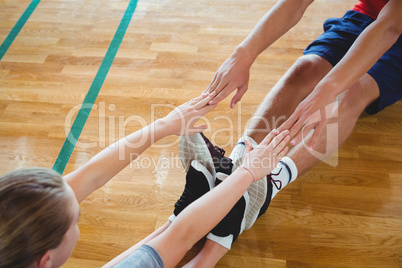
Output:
[0, 167, 80, 268]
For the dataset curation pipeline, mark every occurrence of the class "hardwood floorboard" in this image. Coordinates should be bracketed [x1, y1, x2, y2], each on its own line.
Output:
[0, 0, 401, 267]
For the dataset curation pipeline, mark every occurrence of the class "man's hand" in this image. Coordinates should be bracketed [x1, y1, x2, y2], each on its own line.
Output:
[203, 50, 253, 108]
[278, 89, 335, 150]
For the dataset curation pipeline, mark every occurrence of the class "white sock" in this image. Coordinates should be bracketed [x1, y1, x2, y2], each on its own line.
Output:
[230, 136, 257, 172]
[168, 214, 176, 223]
[270, 156, 298, 200]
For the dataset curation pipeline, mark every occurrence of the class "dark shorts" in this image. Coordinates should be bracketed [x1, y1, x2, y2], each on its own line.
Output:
[303, 10, 402, 115]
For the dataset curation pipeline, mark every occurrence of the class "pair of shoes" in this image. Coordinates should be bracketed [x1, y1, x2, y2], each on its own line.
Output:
[170, 133, 232, 221]
[171, 133, 248, 249]
[171, 134, 296, 239]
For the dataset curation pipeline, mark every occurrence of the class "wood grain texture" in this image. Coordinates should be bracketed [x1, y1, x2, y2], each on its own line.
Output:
[0, 0, 401, 267]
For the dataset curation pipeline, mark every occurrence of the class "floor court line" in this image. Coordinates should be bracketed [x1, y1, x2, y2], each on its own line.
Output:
[52, 0, 139, 174]
[0, 0, 41, 60]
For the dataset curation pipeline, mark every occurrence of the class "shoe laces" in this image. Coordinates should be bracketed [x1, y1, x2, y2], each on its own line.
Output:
[269, 167, 282, 190]
[214, 145, 225, 156]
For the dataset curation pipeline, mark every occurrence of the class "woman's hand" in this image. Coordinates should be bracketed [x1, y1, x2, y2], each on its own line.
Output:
[162, 91, 218, 136]
[241, 130, 290, 180]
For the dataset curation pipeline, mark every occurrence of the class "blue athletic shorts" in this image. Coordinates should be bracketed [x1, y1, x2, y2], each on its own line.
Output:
[303, 10, 402, 115]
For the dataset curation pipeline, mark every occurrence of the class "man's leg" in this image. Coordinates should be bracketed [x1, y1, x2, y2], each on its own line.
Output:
[284, 73, 379, 176]
[181, 54, 333, 267]
[246, 54, 333, 143]
[182, 64, 381, 268]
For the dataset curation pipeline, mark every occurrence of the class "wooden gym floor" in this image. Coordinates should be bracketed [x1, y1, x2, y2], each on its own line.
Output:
[0, 0, 401, 267]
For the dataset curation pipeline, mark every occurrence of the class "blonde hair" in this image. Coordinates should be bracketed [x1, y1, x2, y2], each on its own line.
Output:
[0, 168, 74, 268]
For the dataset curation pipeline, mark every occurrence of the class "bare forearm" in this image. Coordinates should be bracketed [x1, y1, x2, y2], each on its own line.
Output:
[315, 0, 402, 98]
[65, 119, 172, 201]
[86, 120, 169, 179]
[237, 0, 313, 63]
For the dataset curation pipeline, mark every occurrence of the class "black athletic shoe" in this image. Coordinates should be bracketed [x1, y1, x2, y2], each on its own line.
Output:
[206, 173, 249, 250]
[198, 133, 233, 175]
[172, 160, 215, 217]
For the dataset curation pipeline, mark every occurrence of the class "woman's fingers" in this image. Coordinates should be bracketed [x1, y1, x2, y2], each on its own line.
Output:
[243, 139, 253, 157]
[193, 91, 217, 109]
[259, 129, 278, 146]
[261, 129, 289, 149]
[270, 130, 289, 148]
[271, 134, 290, 156]
[187, 124, 208, 135]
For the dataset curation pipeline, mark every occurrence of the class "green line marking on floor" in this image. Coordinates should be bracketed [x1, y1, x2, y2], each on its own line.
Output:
[53, 0, 139, 174]
[0, 0, 41, 60]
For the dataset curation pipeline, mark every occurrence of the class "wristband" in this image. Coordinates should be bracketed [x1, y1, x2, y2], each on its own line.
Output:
[241, 166, 257, 182]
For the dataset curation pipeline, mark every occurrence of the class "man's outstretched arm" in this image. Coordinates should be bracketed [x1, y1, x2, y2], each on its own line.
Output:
[280, 0, 402, 148]
[205, 0, 314, 107]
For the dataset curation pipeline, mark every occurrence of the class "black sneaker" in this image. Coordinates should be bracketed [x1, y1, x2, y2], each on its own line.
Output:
[199, 133, 233, 175]
[171, 160, 215, 220]
[179, 133, 233, 178]
[206, 173, 249, 250]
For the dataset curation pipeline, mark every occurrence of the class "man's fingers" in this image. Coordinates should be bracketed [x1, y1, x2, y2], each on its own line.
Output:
[204, 74, 219, 94]
[208, 86, 231, 105]
[277, 112, 297, 133]
[289, 115, 307, 138]
[230, 85, 247, 108]
[190, 95, 203, 104]
[290, 121, 315, 146]
[197, 103, 218, 115]
[308, 120, 326, 150]
[213, 79, 228, 94]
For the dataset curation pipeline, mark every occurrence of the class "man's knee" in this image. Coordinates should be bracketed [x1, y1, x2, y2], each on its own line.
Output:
[283, 55, 332, 95]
